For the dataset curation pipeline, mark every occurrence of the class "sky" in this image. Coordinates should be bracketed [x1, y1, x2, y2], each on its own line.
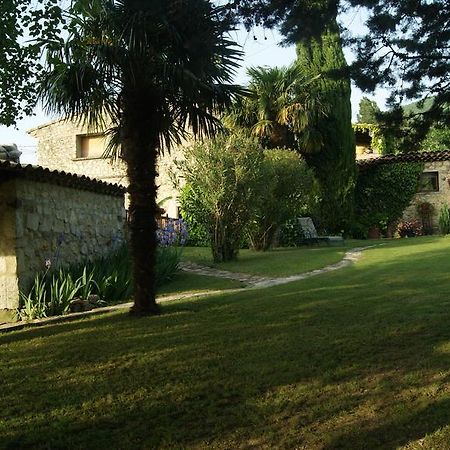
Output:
[0, 8, 388, 165]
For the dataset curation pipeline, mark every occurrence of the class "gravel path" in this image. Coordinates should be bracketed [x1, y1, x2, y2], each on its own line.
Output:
[1, 246, 376, 333]
[180, 246, 375, 288]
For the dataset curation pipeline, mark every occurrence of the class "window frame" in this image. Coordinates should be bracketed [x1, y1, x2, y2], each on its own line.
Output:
[418, 171, 439, 193]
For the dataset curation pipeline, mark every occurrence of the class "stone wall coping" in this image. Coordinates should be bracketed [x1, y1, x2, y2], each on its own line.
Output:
[0, 160, 126, 196]
[357, 150, 450, 170]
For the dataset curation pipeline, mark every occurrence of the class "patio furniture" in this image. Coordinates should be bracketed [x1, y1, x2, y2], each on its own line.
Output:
[297, 217, 344, 246]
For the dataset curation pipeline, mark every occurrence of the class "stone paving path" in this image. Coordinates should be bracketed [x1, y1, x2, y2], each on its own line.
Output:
[1, 246, 376, 333]
[180, 246, 375, 289]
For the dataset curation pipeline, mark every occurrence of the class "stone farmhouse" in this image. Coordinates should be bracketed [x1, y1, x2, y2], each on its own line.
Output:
[28, 118, 450, 233]
[28, 118, 184, 218]
[357, 150, 450, 233]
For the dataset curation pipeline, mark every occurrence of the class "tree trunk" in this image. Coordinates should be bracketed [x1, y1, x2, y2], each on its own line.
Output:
[121, 97, 160, 316]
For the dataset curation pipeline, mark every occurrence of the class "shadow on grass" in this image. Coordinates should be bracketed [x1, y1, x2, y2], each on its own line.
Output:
[3, 237, 450, 448]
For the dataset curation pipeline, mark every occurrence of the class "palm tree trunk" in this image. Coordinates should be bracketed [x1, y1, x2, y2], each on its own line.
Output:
[121, 101, 160, 316]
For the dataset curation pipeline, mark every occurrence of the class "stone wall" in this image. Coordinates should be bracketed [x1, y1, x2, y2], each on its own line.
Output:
[0, 177, 125, 310]
[0, 180, 19, 310]
[29, 119, 185, 218]
[402, 160, 450, 232]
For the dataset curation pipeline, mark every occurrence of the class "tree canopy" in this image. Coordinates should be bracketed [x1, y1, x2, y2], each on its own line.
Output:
[0, 0, 63, 126]
[357, 97, 381, 124]
[232, 0, 450, 128]
[38, 0, 242, 314]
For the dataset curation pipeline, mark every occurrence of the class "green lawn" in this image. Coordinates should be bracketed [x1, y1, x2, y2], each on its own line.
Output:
[157, 272, 243, 296]
[181, 240, 370, 277]
[3, 236, 450, 449]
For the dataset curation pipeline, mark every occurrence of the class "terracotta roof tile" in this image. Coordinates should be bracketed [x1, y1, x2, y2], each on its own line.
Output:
[0, 160, 126, 196]
[357, 150, 450, 170]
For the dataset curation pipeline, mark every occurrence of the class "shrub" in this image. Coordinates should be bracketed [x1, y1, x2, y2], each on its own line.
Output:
[179, 134, 265, 262]
[18, 242, 182, 321]
[397, 220, 423, 238]
[354, 162, 424, 237]
[178, 184, 210, 247]
[439, 204, 450, 235]
[245, 149, 315, 251]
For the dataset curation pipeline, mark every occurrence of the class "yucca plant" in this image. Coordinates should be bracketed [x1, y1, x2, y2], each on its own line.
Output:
[18, 274, 48, 320]
[439, 204, 450, 235]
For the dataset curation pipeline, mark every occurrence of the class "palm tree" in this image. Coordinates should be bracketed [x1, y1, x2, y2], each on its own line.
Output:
[39, 0, 242, 315]
[224, 65, 324, 151]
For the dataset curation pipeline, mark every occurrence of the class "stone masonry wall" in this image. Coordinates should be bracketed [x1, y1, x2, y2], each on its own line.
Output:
[0, 180, 19, 310]
[29, 119, 185, 218]
[402, 161, 450, 232]
[0, 178, 126, 310]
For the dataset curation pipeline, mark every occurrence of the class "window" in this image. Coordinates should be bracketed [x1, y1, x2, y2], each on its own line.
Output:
[76, 133, 106, 159]
[419, 171, 439, 192]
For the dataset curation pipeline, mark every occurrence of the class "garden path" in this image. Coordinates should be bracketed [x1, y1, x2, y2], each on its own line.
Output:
[1, 246, 376, 333]
[180, 246, 376, 288]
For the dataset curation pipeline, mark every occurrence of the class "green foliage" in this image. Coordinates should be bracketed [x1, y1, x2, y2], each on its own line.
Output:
[223, 65, 325, 151]
[0, 0, 64, 125]
[155, 247, 182, 287]
[356, 97, 381, 124]
[178, 184, 210, 247]
[349, 0, 449, 133]
[438, 204, 450, 235]
[352, 123, 387, 155]
[278, 219, 308, 247]
[295, 19, 356, 233]
[18, 245, 180, 321]
[419, 126, 450, 152]
[246, 149, 316, 250]
[354, 163, 424, 237]
[179, 134, 265, 262]
[37, 0, 243, 315]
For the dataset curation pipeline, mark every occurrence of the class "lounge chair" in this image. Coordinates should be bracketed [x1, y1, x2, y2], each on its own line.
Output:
[297, 217, 344, 246]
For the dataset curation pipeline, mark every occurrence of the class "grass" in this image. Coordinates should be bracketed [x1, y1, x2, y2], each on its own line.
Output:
[157, 272, 243, 296]
[181, 240, 371, 277]
[2, 236, 450, 449]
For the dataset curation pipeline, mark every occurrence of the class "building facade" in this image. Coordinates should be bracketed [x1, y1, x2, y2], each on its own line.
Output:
[29, 118, 184, 218]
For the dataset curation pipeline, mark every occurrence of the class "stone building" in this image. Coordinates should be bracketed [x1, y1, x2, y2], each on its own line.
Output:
[28, 118, 184, 218]
[0, 160, 126, 314]
[357, 150, 450, 233]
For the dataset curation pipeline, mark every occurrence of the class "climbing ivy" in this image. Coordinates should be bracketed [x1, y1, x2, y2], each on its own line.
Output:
[353, 123, 387, 155]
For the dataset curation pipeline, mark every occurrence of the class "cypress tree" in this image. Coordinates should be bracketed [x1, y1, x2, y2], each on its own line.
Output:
[295, 18, 355, 233]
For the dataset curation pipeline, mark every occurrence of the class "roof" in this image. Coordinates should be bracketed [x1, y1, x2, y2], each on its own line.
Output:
[357, 150, 450, 170]
[0, 160, 126, 196]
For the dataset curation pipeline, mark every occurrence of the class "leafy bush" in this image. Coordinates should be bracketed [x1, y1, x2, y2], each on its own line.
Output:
[18, 244, 181, 321]
[245, 149, 315, 251]
[178, 184, 210, 247]
[279, 219, 308, 247]
[354, 162, 424, 237]
[179, 134, 265, 262]
[397, 220, 423, 238]
[439, 204, 450, 235]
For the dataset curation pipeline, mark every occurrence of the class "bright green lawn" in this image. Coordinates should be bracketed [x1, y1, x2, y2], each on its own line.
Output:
[181, 241, 370, 277]
[3, 236, 450, 449]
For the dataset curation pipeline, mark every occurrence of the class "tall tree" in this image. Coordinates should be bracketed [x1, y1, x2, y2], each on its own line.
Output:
[347, 0, 450, 146]
[296, 18, 355, 233]
[0, 0, 63, 125]
[39, 0, 242, 315]
[357, 97, 381, 124]
[224, 65, 323, 150]
[232, 0, 449, 137]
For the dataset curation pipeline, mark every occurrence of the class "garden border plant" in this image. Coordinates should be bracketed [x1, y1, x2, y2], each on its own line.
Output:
[17, 219, 188, 321]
